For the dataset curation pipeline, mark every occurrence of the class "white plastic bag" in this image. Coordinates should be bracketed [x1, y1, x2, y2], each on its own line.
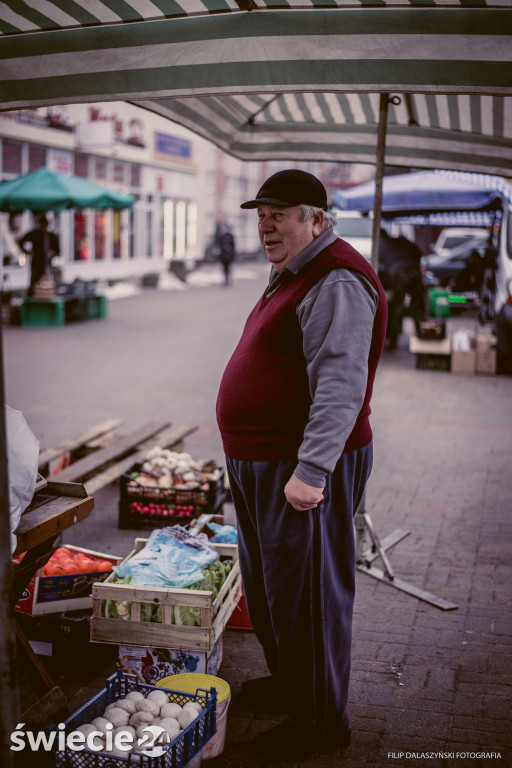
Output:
[6, 406, 39, 554]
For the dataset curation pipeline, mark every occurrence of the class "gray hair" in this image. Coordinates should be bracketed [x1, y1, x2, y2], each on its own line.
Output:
[299, 205, 337, 231]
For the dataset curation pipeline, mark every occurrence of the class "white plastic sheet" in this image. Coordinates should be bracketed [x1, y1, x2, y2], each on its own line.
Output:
[6, 406, 39, 554]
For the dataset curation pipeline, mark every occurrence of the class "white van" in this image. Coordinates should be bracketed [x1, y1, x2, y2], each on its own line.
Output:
[493, 207, 512, 373]
[431, 227, 488, 258]
[334, 211, 373, 261]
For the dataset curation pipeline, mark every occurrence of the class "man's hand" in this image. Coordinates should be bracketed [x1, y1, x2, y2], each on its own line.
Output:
[284, 473, 324, 511]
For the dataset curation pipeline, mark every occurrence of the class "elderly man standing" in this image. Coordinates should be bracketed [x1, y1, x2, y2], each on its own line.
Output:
[216, 170, 387, 759]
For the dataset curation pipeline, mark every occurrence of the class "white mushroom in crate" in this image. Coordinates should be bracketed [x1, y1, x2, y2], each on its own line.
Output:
[135, 698, 160, 717]
[183, 701, 203, 716]
[113, 697, 137, 715]
[130, 711, 154, 730]
[112, 725, 137, 753]
[91, 716, 110, 737]
[158, 717, 181, 740]
[146, 689, 168, 709]
[126, 691, 145, 703]
[104, 707, 130, 727]
[160, 702, 182, 720]
[177, 707, 198, 729]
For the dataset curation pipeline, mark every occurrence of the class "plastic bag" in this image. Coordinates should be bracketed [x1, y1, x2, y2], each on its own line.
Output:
[207, 522, 238, 544]
[452, 329, 472, 352]
[114, 525, 220, 588]
[6, 406, 39, 554]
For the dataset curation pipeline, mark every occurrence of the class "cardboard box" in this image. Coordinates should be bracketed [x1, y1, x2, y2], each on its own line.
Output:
[117, 634, 223, 685]
[15, 546, 121, 616]
[475, 334, 497, 375]
[451, 348, 476, 374]
[451, 330, 476, 375]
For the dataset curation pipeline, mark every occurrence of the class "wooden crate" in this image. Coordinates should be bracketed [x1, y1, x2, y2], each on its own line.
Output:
[90, 540, 241, 652]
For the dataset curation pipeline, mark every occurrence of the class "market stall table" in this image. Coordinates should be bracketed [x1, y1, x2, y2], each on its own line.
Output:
[12, 480, 94, 729]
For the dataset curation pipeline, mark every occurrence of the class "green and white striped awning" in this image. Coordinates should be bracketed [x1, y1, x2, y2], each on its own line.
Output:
[0, 2, 511, 175]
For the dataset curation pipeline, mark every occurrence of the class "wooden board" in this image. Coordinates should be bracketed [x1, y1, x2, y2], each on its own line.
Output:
[50, 421, 170, 483]
[38, 418, 123, 469]
[85, 424, 197, 495]
[13, 492, 94, 557]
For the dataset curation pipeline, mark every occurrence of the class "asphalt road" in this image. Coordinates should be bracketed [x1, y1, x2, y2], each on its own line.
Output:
[6, 266, 512, 766]
[4, 264, 270, 467]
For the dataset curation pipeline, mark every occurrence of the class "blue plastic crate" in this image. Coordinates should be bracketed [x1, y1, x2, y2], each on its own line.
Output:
[51, 670, 217, 767]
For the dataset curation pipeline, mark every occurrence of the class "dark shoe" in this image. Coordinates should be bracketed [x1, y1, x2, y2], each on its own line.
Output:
[239, 675, 279, 706]
[249, 721, 351, 760]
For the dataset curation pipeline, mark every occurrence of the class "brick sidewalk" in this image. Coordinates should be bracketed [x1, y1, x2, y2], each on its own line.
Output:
[13, 302, 512, 768]
[206, 322, 512, 768]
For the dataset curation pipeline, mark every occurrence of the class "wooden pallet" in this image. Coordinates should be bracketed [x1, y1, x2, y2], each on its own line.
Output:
[41, 420, 199, 496]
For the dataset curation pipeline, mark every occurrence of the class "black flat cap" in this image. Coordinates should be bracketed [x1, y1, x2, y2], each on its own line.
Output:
[241, 169, 328, 211]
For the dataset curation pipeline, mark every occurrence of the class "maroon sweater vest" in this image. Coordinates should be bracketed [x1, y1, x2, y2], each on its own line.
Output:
[216, 238, 387, 461]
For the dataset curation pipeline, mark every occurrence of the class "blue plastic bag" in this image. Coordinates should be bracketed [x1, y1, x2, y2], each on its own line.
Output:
[114, 525, 219, 588]
[207, 522, 238, 544]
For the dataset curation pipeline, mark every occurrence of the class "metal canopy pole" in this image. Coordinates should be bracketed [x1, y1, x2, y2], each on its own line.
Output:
[354, 93, 457, 612]
[0, 310, 19, 767]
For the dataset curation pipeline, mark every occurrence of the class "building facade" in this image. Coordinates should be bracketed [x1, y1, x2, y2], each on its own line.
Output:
[0, 102, 370, 292]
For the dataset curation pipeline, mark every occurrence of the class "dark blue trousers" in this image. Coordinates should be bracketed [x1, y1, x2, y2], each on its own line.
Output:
[226, 444, 372, 732]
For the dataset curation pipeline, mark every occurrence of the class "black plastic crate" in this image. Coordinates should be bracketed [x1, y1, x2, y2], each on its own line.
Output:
[51, 670, 217, 767]
[119, 465, 225, 530]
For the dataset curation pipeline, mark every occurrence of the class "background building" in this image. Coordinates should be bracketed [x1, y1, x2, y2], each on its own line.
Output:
[0, 102, 371, 292]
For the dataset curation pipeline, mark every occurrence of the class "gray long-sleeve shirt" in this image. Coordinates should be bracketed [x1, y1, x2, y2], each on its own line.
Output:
[265, 228, 379, 488]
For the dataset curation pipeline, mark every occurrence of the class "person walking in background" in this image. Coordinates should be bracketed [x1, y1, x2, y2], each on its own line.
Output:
[214, 222, 236, 286]
[378, 228, 426, 349]
[216, 169, 387, 759]
[18, 214, 60, 296]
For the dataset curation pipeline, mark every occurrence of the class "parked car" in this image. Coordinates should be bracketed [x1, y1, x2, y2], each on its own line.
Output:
[422, 237, 486, 291]
[334, 211, 373, 261]
[430, 227, 489, 258]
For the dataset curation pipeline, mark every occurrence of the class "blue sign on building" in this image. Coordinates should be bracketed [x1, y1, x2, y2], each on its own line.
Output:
[154, 132, 191, 160]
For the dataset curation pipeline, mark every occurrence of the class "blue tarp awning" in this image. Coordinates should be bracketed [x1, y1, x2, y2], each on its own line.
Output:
[332, 170, 510, 218]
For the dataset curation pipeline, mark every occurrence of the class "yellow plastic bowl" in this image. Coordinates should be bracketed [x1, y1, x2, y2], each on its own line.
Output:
[157, 673, 231, 703]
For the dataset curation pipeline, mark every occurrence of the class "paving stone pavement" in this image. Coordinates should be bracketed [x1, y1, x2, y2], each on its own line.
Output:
[8, 279, 512, 768]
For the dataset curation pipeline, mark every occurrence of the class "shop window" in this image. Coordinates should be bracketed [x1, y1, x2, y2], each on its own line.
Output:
[75, 154, 89, 178]
[130, 164, 141, 188]
[94, 211, 107, 260]
[95, 157, 107, 181]
[2, 140, 22, 175]
[113, 162, 125, 185]
[28, 145, 46, 172]
[74, 211, 90, 261]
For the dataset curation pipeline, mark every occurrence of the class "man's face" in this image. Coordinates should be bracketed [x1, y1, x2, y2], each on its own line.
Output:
[257, 204, 323, 272]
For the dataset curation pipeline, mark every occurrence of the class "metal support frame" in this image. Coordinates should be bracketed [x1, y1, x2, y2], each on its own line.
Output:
[354, 493, 457, 610]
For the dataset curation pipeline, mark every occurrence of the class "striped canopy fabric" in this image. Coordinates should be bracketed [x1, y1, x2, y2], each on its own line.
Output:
[0, 1, 511, 175]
